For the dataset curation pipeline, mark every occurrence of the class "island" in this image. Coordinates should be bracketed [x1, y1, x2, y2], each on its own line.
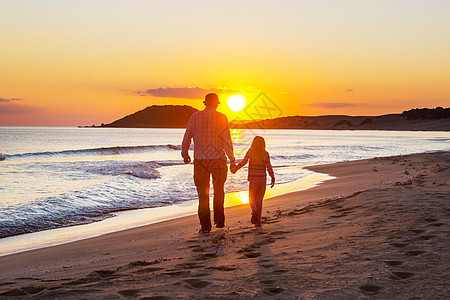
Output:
[82, 106, 450, 131]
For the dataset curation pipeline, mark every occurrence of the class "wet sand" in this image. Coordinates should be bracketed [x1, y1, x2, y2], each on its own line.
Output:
[0, 152, 449, 299]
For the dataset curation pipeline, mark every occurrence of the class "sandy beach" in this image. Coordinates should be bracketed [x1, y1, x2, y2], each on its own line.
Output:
[0, 151, 449, 299]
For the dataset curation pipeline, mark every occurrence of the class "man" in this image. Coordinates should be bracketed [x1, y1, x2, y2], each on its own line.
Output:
[182, 93, 236, 233]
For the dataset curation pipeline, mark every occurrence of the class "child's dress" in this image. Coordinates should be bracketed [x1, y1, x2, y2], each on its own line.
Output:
[236, 149, 274, 225]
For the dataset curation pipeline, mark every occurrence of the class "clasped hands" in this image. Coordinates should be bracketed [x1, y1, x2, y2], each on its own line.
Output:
[229, 162, 237, 174]
[230, 162, 275, 188]
[183, 157, 274, 188]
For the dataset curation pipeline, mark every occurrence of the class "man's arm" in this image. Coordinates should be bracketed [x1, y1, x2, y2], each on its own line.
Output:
[181, 116, 194, 163]
[220, 115, 235, 164]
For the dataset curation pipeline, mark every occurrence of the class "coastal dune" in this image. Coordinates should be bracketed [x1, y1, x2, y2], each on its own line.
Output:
[0, 152, 449, 299]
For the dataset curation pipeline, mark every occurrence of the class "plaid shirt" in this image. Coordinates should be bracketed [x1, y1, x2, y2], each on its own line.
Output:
[237, 149, 274, 180]
[182, 107, 235, 162]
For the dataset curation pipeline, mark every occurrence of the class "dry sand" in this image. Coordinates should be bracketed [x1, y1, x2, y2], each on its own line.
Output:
[0, 152, 449, 299]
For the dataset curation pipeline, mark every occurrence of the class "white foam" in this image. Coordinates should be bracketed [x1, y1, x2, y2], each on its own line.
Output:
[0, 170, 333, 257]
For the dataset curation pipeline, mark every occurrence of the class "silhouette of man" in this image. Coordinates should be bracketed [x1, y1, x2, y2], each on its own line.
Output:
[182, 93, 236, 233]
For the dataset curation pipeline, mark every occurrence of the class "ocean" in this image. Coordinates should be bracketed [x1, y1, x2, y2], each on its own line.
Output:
[1, 127, 449, 255]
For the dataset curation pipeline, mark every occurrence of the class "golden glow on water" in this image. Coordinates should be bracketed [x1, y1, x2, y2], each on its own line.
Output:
[231, 128, 242, 143]
[225, 191, 249, 206]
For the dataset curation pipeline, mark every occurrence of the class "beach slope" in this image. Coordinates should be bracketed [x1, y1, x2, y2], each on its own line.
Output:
[0, 152, 449, 299]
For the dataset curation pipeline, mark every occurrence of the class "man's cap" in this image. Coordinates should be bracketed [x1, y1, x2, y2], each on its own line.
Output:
[204, 93, 220, 104]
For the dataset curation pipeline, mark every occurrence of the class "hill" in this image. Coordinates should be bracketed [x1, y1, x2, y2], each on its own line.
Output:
[99, 106, 450, 131]
[231, 107, 450, 131]
[102, 105, 198, 128]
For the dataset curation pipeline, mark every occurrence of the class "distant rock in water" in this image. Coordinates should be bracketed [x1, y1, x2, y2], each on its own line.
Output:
[104, 105, 198, 128]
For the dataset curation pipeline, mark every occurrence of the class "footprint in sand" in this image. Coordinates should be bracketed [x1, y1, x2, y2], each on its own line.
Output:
[237, 244, 263, 259]
[404, 250, 425, 256]
[206, 265, 237, 271]
[120, 260, 163, 271]
[390, 271, 415, 280]
[118, 289, 140, 297]
[134, 267, 164, 274]
[384, 260, 404, 266]
[237, 245, 258, 253]
[22, 287, 45, 294]
[329, 213, 348, 219]
[186, 239, 199, 243]
[0, 286, 45, 297]
[193, 252, 218, 261]
[424, 218, 438, 223]
[359, 285, 382, 295]
[269, 230, 291, 235]
[419, 235, 435, 240]
[390, 243, 408, 248]
[264, 287, 285, 295]
[40, 279, 60, 283]
[0, 289, 28, 297]
[64, 277, 100, 286]
[163, 270, 190, 277]
[88, 270, 116, 278]
[272, 269, 288, 275]
[175, 262, 205, 270]
[255, 238, 276, 246]
[190, 246, 206, 252]
[15, 277, 38, 281]
[191, 273, 210, 278]
[261, 279, 276, 285]
[182, 278, 211, 289]
[260, 263, 277, 268]
[238, 252, 262, 259]
[261, 219, 280, 224]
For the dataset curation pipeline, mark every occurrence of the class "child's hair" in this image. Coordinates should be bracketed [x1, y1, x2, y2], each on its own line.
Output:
[249, 136, 266, 165]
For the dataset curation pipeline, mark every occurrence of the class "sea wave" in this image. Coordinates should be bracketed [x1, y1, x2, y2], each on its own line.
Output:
[123, 163, 161, 179]
[1, 144, 183, 160]
[81, 161, 162, 178]
[0, 171, 193, 238]
[271, 154, 316, 160]
[0, 199, 172, 239]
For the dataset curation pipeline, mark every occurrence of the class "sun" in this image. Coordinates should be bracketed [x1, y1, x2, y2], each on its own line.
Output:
[226, 94, 247, 112]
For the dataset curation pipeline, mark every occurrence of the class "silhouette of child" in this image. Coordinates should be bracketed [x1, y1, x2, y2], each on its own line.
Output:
[232, 136, 275, 227]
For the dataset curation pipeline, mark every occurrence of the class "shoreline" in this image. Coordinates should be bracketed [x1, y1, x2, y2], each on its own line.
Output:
[3, 125, 449, 132]
[1, 151, 448, 298]
[0, 169, 332, 257]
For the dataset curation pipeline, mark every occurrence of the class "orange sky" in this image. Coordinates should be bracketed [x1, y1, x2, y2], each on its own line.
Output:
[1, 1, 449, 126]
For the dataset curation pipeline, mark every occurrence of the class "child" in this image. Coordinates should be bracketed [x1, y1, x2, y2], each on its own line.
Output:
[233, 136, 275, 227]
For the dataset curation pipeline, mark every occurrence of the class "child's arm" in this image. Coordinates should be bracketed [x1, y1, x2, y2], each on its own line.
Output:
[266, 152, 275, 188]
[235, 150, 250, 172]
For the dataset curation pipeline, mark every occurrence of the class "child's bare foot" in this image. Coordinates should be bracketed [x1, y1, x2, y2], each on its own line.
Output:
[255, 223, 262, 227]
[251, 211, 257, 224]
